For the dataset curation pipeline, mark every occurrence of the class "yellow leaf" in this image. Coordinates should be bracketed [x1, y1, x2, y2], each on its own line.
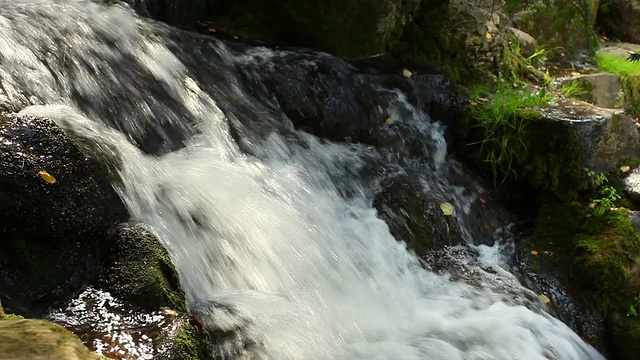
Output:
[543, 251, 550, 255]
[402, 68, 412, 78]
[38, 170, 56, 184]
[385, 117, 394, 125]
[485, 32, 492, 39]
[539, 294, 551, 304]
[440, 202, 454, 216]
[530, 250, 539, 256]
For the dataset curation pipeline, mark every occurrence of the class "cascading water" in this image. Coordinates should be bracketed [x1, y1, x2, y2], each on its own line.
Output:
[1, 1, 605, 359]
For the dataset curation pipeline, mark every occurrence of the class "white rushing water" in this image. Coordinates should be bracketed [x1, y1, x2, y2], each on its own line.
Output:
[3, 1, 604, 359]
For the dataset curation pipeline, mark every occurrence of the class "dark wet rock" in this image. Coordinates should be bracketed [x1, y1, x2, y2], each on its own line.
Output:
[0, 113, 128, 241]
[0, 113, 129, 315]
[99, 223, 186, 312]
[373, 176, 465, 255]
[0, 318, 100, 360]
[235, 52, 460, 161]
[519, 201, 606, 353]
[607, 312, 640, 360]
[49, 287, 211, 360]
[597, 0, 640, 45]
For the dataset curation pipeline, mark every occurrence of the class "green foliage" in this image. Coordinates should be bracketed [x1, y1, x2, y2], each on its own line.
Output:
[4, 314, 24, 320]
[561, 80, 588, 99]
[628, 295, 640, 317]
[467, 75, 552, 184]
[585, 169, 621, 216]
[573, 208, 640, 309]
[597, 53, 640, 77]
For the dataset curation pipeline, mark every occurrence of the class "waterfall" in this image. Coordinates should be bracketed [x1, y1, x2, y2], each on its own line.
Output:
[1, 1, 604, 359]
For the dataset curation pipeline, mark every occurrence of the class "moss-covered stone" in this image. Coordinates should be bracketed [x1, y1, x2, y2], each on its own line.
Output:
[99, 223, 186, 312]
[607, 312, 640, 360]
[158, 322, 210, 360]
[572, 209, 640, 307]
[0, 319, 100, 360]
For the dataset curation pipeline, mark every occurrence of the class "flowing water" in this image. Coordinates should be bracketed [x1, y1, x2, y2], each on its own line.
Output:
[1, 1, 605, 359]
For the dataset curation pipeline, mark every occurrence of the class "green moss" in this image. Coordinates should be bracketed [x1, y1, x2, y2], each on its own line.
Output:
[4, 314, 24, 320]
[99, 224, 186, 312]
[608, 312, 640, 359]
[572, 209, 640, 309]
[168, 324, 202, 360]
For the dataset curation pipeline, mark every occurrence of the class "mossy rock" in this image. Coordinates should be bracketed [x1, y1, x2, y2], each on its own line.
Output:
[99, 223, 186, 312]
[0, 319, 99, 360]
[158, 322, 211, 360]
[572, 209, 640, 307]
[607, 312, 640, 360]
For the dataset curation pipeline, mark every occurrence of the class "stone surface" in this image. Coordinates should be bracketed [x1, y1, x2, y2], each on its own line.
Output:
[536, 99, 640, 178]
[0, 319, 100, 360]
[623, 167, 640, 204]
[562, 73, 622, 109]
[0, 113, 129, 315]
[0, 113, 128, 243]
[506, 26, 539, 58]
[597, 0, 640, 44]
[99, 223, 186, 312]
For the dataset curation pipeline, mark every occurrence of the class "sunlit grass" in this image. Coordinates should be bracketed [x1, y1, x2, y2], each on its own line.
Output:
[596, 53, 640, 77]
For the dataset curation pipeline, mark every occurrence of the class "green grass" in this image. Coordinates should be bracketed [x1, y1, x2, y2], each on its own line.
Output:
[596, 53, 640, 77]
[561, 80, 588, 99]
[467, 77, 552, 184]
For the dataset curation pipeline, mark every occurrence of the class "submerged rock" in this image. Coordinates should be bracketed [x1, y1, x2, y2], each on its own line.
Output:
[0, 318, 100, 360]
[49, 287, 211, 360]
[0, 113, 129, 314]
[99, 223, 186, 312]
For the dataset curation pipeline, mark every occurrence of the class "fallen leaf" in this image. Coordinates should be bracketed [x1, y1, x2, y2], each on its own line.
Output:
[385, 117, 395, 125]
[480, 197, 487, 204]
[440, 202, 454, 216]
[621, 165, 631, 173]
[38, 170, 56, 184]
[208, 27, 217, 32]
[571, 71, 581, 76]
[539, 294, 551, 304]
[402, 69, 412, 78]
[163, 308, 178, 316]
[543, 251, 550, 255]
[531, 250, 539, 256]
[588, 203, 596, 209]
[485, 32, 492, 39]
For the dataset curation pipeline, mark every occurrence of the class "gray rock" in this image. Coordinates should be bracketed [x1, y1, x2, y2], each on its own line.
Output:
[562, 73, 623, 109]
[623, 167, 640, 204]
[537, 99, 640, 177]
[507, 27, 539, 57]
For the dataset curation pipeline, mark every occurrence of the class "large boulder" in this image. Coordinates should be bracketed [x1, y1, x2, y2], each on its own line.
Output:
[0, 113, 129, 314]
[98, 223, 186, 312]
[597, 0, 640, 44]
[0, 318, 100, 360]
[487, 99, 640, 199]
